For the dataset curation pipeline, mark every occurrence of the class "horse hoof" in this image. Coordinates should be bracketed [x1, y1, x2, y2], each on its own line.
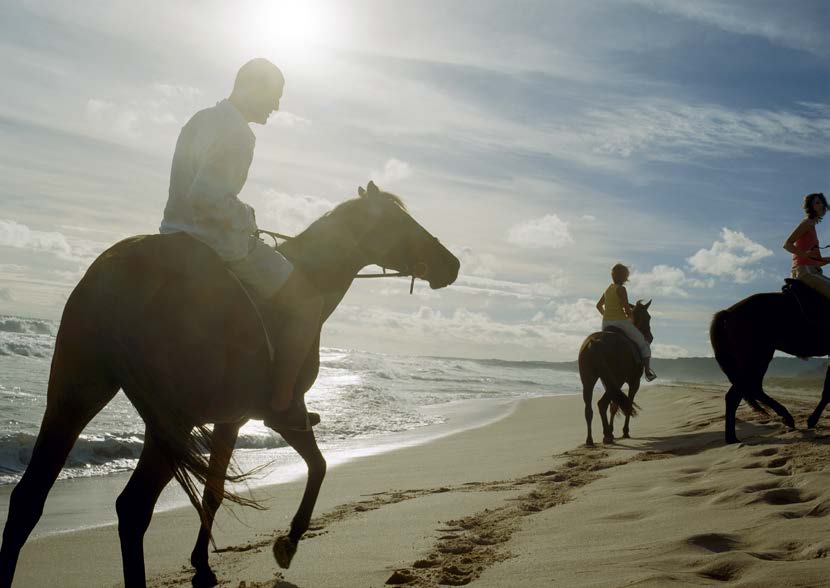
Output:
[807, 418, 818, 430]
[603, 437, 615, 445]
[273, 535, 298, 569]
[586, 440, 595, 447]
[783, 417, 796, 430]
[622, 432, 631, 439]
[725, 436, 740, 445]
[191, 568, 218, 588]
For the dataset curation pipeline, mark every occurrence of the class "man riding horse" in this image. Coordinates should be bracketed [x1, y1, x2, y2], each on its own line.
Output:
[161, 58, 318, 432]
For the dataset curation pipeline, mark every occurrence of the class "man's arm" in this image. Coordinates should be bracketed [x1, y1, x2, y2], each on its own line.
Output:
[185, 142, 257, 233]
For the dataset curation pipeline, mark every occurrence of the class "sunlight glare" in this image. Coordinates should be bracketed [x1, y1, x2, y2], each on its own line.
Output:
[240, 0, 342, 68]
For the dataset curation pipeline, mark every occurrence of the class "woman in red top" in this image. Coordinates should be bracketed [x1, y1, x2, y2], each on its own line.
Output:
[784, 192, 830, 297]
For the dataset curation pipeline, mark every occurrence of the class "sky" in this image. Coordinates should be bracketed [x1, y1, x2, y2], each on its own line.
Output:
[0, 0, 827, 361]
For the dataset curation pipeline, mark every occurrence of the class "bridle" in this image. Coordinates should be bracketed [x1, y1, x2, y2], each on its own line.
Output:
[256, 229, 427, 295]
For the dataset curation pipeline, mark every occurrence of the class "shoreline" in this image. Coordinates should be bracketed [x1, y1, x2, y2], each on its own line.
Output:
[0, 392, 562, 540]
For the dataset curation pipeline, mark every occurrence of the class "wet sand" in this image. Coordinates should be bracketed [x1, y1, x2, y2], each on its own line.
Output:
[7, 382, 830, 587]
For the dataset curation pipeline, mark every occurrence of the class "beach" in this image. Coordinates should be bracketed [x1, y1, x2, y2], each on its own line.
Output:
[5, 381, 828, 587]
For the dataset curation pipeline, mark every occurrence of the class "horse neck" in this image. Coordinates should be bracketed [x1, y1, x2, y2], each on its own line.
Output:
[281, 217, 368, 317]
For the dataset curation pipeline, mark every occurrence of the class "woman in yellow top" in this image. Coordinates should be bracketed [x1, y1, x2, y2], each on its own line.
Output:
[596, 263, 657, 381]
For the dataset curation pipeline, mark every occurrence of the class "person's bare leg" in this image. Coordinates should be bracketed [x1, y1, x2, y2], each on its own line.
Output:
[643, 356, 657, 381]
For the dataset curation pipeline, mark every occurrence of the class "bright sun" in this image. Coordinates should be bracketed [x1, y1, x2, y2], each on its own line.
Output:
[241, 0, 340, 66]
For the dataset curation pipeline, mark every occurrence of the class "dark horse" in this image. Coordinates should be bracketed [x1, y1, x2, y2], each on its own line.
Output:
[710, 280, 830, 444]
[0, 181, 460, 588]
[578, 301, 653, 446]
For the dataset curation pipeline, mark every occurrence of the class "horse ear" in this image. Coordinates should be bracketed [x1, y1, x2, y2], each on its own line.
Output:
[358, 186, 366, 197]
[644, 299, 652, 309]
[367, 180, 380, 195]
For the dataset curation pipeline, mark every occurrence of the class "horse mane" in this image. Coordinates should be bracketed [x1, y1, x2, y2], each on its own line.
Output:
[289, 191, 408, 246]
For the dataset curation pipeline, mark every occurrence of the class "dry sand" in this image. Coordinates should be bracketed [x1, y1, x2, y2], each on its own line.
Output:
[8, 382, 830, 587]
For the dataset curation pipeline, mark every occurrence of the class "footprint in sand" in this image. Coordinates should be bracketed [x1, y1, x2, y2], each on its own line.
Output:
[742, 480, 784, 493]
[766, 456, 790, 468]
[752, 487, 816, 506]
[750, 448, 778, 457]
[676, 487, 718, 497]
[685, 532, 745, 553]
[696, 555, 751, 582]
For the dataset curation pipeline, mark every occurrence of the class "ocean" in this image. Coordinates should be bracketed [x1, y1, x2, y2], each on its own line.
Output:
[0, 314, 582, 493]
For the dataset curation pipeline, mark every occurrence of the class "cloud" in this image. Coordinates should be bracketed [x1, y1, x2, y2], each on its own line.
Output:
[584, 100, 830, 162]
[453, 272, 566, 300]
[507, 215, 573, 249]
[369, 158, 413, 186]
[456, 246, 498, 278]
[629, 265, 714, 298]
[687, 228, 773, 283]
[0, 288, 12, 302]
[332, 303, 586, 352]
[0, 219, 73, 259]
[0, 219, 112, 268]
[652, 343, 692, 359]
[629, 0, 828, 56]
[247, 190, 337, 236]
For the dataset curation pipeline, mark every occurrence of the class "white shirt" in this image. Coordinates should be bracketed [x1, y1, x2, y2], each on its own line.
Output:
[160, 99, 257, 261]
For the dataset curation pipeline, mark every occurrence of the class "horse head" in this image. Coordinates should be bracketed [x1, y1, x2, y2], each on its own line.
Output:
[351, 181, 460, 289]
[632, 299, 654, 344]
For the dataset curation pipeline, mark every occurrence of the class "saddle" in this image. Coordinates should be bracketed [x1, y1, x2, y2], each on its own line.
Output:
[782, 278, 829, 323]
[104, 233, 275, 359]
[602, 325, 643, 365]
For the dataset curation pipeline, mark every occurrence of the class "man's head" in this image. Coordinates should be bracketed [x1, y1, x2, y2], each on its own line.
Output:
[229, 58, 285, 124]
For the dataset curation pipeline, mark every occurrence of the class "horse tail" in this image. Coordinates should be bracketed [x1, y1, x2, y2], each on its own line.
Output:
[709, 309, 767, 415]
[592, 346, 639, 417]
[109, 338, 265, 533]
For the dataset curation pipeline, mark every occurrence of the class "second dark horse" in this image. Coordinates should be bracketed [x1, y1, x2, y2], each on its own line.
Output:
[710, 281, 830, 444]
[578, 300, 653, 446]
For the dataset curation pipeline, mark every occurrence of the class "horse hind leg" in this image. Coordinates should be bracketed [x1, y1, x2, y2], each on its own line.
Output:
[0, 353, 118, 587]
[116, 430, 175, 588]
[190, 422, 240, 588]
[807, 365, 830, 429]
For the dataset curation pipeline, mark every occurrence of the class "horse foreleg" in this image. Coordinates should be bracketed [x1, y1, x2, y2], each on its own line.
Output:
[0, 373, 116, 588]
[272, 428, 326, 569]
[725, 384, 742, 444]
[581, 374, 598, 447]
[807, 364, 830, 429]
[116, 431, 175, 588]
[190, 422, 241, 588]
[623, 382, 640, 439]
[597, 393, 614, 444]
[753, 388, 796, 430]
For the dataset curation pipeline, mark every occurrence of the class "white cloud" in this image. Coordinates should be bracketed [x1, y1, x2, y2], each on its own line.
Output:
[453, 272, 566, 300]
[550, 298, 602, 333]
[629, 0, 828, 56]
[652, 343, 692, 359]
[629, 265, 714, 298]
[585, 100, 830, 161]
[0, 219, 73, 259]
[369, 158, 413, 187]
[687, 228, 773, 283]
[456, 246, 498, 278]
[0, 288, 12, 302]
[270, 111, 312, 128]
[507, 215, 573, 249]
[248, 190, 336, 236]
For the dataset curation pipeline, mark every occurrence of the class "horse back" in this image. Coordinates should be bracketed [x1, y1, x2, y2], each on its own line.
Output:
[65, 233, 265, 356]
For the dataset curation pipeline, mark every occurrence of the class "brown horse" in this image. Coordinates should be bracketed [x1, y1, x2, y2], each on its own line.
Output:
[710, 280, 830, 444]
[578, 301, 652, 446]
[0, 181, 460, 588]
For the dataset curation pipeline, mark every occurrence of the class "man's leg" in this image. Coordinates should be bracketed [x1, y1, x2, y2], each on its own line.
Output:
[264, 271, 323, 429]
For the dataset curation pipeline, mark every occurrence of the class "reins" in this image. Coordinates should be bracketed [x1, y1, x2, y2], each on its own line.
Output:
[256, 229, 421, 294]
